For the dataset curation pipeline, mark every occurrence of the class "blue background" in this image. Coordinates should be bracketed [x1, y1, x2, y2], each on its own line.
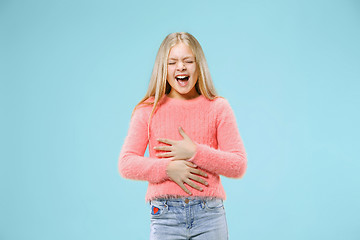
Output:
[1, 0, 359, 239]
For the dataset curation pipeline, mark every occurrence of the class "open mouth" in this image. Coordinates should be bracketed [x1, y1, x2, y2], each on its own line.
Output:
[175, 75, 189, 87]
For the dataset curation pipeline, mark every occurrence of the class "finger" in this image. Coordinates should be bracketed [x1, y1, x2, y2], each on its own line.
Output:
[153, 145, 173, 151]
[192, 176, 208, 186]
[184, 179, 203, 192]
[156, 152, 174, 157]
[157, 138, 175, 145]
[177, 181, 192, 195]
[184, 161, 197, 168]
[189, 168, 208, 178]
[178, 126, 190, 140]
[188, 174, 209, 186]
[178, 126, 186, 138]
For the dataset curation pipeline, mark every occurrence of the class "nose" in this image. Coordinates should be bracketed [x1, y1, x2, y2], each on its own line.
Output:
[176, 61, 186, 70]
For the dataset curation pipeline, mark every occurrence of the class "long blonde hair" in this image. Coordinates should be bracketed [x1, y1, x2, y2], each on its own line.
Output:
[131, 32, 223, 140]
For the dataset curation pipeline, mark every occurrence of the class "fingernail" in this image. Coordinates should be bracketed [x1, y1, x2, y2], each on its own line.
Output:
[205, 182, 208, 186]
[200, 188, 203, 191]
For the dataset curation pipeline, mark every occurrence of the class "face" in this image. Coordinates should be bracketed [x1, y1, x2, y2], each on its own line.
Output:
[166, 42, 199, 99]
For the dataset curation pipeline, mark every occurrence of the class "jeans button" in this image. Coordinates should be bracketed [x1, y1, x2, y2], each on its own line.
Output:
[184, 198, 189, 204]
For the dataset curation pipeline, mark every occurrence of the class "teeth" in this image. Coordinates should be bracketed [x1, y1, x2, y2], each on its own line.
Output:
[176, 76, 189, 80]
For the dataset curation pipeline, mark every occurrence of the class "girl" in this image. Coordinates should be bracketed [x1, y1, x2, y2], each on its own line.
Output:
[118, 32, 247, 240]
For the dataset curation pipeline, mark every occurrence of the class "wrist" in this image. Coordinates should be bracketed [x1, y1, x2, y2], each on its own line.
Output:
[165, 159, 173, 179]
[188, 142, 198, 161]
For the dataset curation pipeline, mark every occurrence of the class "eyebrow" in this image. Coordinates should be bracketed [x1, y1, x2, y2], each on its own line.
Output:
[168, 56, 195, 60]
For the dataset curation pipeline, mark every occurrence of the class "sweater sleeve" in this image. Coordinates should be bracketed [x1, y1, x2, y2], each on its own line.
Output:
[188, 98, 247, 178]
[118, 105, 171, 183]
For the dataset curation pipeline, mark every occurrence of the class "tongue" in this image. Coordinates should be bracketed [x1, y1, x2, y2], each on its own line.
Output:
[178, 79, 188, 87]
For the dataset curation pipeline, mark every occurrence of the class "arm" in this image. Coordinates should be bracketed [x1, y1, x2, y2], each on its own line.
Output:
[188, 99, 247, 178]
[118, 106, 171, 183]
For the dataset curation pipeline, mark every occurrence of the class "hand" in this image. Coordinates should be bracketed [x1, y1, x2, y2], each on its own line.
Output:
[166, 160, 208, 195]
[154, 126, 197, 161]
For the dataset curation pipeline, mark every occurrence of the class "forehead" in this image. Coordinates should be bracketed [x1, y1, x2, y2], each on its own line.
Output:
[168, 42, 195, 58]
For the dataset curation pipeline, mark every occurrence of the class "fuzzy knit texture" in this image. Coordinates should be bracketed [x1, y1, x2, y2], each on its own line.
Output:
[118, 94, 247, 202]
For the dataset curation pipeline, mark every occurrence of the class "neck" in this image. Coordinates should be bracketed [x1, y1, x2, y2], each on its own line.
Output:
[167, 90, 200, 100]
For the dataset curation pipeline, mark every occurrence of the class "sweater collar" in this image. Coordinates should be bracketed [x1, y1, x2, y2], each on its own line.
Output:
[163, 94, 205, 105]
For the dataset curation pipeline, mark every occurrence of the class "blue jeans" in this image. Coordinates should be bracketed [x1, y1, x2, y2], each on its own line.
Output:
[149, 197, 228, 240]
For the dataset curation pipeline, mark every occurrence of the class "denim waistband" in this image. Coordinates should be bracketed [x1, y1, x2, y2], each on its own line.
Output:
[150, 197, 223, 207]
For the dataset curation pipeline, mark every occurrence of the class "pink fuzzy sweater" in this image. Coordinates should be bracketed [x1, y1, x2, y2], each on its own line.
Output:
[118, 94, 247, 202]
